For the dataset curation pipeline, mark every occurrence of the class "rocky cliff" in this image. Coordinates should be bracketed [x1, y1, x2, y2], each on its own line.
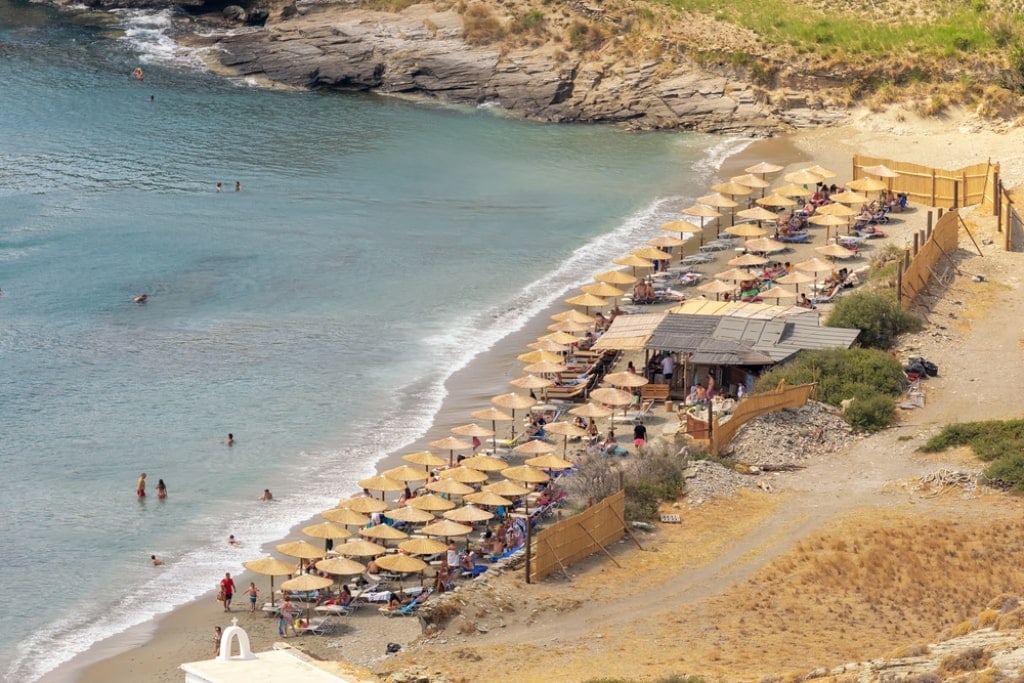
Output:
[174, 1, 844, 134]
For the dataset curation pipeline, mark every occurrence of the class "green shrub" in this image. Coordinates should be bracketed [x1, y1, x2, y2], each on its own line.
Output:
[567, 21, 607, 52]
[826, 290, 922, 350]
[984, 453, 1024, 492]
[920, 419, 1024, 462]
[462, 4, 505, 45]
[844, 394, 897, 432]
[754, 348, 906, 431]
[511, 9, 545, 34]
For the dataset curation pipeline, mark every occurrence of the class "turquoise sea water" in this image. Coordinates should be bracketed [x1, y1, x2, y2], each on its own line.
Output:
[0, 0, 748, 678]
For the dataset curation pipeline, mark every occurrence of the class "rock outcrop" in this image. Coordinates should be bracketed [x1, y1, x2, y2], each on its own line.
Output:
[195, 2, 794, 134]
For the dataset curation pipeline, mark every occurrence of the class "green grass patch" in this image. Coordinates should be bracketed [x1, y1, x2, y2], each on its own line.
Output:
[659, 0, 999, 59]
[921, 419, 1024, 491]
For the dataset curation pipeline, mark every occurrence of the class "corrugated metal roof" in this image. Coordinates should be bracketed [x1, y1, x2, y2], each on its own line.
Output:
[647, 312, 859, 366]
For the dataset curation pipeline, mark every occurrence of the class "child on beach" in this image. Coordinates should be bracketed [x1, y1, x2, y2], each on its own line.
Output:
[213, 626, 222, 654]
[247, 582, 259, 613]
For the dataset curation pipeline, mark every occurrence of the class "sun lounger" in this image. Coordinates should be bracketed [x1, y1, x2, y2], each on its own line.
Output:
[777, 232, 810, 243]
[295, 616, 335, 635]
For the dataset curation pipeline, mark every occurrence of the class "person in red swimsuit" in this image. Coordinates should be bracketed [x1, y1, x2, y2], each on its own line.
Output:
[220, 572, 236, 612]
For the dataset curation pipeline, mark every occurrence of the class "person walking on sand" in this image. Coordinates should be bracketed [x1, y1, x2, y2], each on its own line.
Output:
[247, 582, 259, 613]
[278, 596, 296, 637]
[156, 478, 167, 499]
[136, 473, 147, 498]
[633, 419, 647, 454]
[220, 572, 236, 612]
[213, 626, 222, 654]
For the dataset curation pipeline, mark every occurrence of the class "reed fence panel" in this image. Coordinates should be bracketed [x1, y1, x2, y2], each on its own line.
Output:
[853, 156, 992, 208]
[899, 210, 960, 308]
[530, 490, 626, 582]
[709, 382, 815, 455]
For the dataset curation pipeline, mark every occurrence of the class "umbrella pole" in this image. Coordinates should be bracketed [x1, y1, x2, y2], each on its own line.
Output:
[491, 420, 497, 455]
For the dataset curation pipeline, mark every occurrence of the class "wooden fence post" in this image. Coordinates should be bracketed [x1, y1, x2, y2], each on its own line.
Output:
[896, 260, 904, 309]
[931, 169, 936, 207]
[996, 178, 1003, 232]
[913, 232, 920, 257]
[952, 181, 959, 209]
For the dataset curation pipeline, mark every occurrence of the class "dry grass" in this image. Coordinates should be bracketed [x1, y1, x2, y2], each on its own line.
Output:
[461, 3, 505, 44]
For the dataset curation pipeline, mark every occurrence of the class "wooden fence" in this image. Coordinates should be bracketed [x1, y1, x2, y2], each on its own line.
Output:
[897, 209, 962, 309]
[530, 490, 627, 583]
[995, 179, 1024, 252]
[852, 155, 994, 209]
[709, 382, 815, 455]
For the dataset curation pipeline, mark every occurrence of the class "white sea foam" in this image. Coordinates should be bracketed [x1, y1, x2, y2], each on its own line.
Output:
[115, 9, 205, 69]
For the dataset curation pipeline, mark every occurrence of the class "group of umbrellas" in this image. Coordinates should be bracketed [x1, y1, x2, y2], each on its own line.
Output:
[669, 162, 904, 302]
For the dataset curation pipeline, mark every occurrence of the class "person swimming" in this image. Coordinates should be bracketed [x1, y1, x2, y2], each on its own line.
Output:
[134, 294, 148, 304]
[132, 67, 144, 80]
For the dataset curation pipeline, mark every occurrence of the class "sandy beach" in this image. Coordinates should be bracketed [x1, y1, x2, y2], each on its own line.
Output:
[54, 106, 1024, 683]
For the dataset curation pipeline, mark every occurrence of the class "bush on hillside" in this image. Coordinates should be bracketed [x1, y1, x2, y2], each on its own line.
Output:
[462, 4, 505, 45]
[825, 290, 922, 350]
[754, 348, 907, 431]
[920, 419, 1024, 491]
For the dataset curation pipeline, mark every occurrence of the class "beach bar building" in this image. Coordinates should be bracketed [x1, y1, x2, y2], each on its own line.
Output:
[182, 619, 376, 683]
[593, 302, 861, 398]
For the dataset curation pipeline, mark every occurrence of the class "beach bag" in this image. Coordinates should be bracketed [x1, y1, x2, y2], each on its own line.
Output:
[217, 589, 226, 603]
[922, 360, 938, 377]
[386, 643, 402, 654]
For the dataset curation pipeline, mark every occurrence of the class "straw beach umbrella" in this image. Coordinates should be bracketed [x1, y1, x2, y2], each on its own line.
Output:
[830, 190, 868, 204]
[526, 338, 568, 353]
[603, 371, 649, 389]
[775, 270, 816, 292]
[439, 466, 489, 484]
[735, 206, 779, 224]
[732, 173, 771, 194]
[715, 268, 760, 282]
[724, 223, 767, 238]
[697, 279, 738, 299]
[517, 349, 562, 364]
[385, 505, 437, 524]
[483, 479, 531, 497]
[315, 556, 365, 579]
[728, 253, 769, 267]
[847, 176, 887, 193]
[815, 243, 857, 260]
[815, 202, 859, 217]
[711, 180, 753, 197]
[459, 454, 509, 472]
[450, 424, 495, 454]
[490, 393, 537, 440]
[590, 386, 634, 421]
[512, 439, 557, 456]
[383, 464, 430, 483]
[280, 574, 333, 622]
[808, 213, 849, 240]
[525, 453, 574, 471]
[374, 554, 429, 590]
[337, 495, 389, 514]
[757, 193, 797, 208]
[806, 164, 837, 179]
[510, 375, 554, 394]
[680, 206, 722, 238]
[302, 522, 352, 552]
[523, 360, 568, 375]
[698, 193, 739, 229]
[771, 183, 811, 198]
[277, 540, 325, 561]
[795, 257, 837, 275]
[399, 538, 448, 556]
[648, 235, 687, 251]
[424, 478, 475, 496]
[420, 519, 474, 539]
[744, 237, 787, 255]
[784, 169, 823, 186]
[471, 406, 514, 453]
[631, 246, 672, 262]
[568, 402, 613, 422]
[321, 507, 369, 527]
[862, 163, 899, 179]
[502, 465, 550, 485]
[552, 309, 596, 323]
[430, 435, 474, 466]
[334, 538, 387, 558]
[545, 324, 588, 338]
[244, 557, 295, 605]
[360, 524, 408, 542]
[465, 490, 514, 507]
[614, 253, 654, 272]
[565, 292, 608, 313]
[444, 504, 494, 524]
[407, 493, 457, 512]
[661, 219, 696, 240]
[543, 420, 588, 456]
[581, 282, 626, 299]
[756, 285, 798, 302]
[744, 161, 784, 177]
[593, 270, 637, 286]
[402, 450, 447, 471]
[358, 474, 405, 501]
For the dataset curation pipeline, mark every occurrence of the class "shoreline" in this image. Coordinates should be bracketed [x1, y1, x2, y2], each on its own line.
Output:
[52, 110, 1024, 682]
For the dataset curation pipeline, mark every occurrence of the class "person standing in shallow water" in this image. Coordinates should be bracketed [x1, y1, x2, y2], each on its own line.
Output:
[136, 473, 147, 498]
[226, 433, 234, 446]
[156, 479, 167, 499]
